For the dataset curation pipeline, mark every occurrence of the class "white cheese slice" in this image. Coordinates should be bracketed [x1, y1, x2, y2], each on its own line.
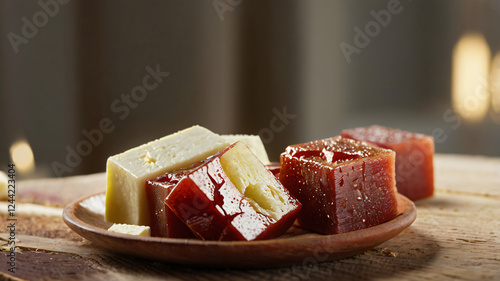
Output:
[222, 134, 270, 165]
[220, 142, 293, 222]
[0, 171, 7, 200]
[108, 223, 151, 237]
[105, 125, 229, 225]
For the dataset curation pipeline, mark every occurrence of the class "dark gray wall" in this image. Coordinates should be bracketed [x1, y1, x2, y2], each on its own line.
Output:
[1, 0, 499, 178]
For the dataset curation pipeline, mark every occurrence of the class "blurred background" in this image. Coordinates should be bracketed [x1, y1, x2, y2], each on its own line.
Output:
[1, 0, 499, 179]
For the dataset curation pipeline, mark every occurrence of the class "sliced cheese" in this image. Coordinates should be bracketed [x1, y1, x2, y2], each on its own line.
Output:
[105, 125, 229, 225]
[108, 223, 151, 237]
[222, 134, 270, 164]
[220, 142, 293, 222]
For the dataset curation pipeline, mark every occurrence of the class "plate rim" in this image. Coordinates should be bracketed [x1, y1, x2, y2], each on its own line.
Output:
[63, 192, 416, 268]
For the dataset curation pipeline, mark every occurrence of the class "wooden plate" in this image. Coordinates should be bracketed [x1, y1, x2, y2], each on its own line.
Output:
[63, 192, 416, 268]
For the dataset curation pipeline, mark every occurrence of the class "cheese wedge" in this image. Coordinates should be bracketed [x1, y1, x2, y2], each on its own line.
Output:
[220, 142, 293, 221]
[108, 223, 151, 237]
[105, 125, 229, 225]
[222, 134, 270, 164]
[165, 142, 301, 241]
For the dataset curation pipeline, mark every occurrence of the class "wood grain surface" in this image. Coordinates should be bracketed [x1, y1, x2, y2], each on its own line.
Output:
[1, 154, 499, 280]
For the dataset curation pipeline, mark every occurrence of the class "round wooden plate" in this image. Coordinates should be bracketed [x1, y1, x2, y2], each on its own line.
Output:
[63, 192, 416, 269]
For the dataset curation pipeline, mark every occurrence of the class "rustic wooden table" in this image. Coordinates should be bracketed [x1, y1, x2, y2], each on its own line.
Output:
[1, 154, 499, 280]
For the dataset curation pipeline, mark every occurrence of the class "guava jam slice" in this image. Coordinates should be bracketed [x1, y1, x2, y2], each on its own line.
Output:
[279, 136, 398, 234]
[145, 170, 195, 238]
[166, 142, 301, 241]
[341, 125, 434, 200]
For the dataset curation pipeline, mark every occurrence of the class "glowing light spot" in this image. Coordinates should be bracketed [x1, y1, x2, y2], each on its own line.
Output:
[490, 52, 500, 124]
[452, 33, 491, 122]
[10, 140, 35, 173]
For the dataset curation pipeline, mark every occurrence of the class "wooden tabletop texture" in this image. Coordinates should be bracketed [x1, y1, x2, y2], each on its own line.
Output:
[1, 154, 499, 281]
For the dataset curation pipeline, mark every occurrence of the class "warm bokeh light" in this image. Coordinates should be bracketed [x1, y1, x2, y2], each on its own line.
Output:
[452, 33, 491, 122]
[10, 139, 35, 173]
[491, 52, 500, 122]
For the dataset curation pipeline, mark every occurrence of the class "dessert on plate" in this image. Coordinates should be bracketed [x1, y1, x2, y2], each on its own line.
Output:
[105, 125, 300, 240]
[103, 125, 424, 240]
[341, 125, 434, 200]
[165, 142, 301, 241]
[279, 136, 399, 234]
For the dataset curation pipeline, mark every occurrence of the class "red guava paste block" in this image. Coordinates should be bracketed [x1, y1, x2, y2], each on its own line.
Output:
[145, 171, 196, 238]
[279, 136, 398, 234]
[341, 125, 434, 201]
[166, 143, 301, 241]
